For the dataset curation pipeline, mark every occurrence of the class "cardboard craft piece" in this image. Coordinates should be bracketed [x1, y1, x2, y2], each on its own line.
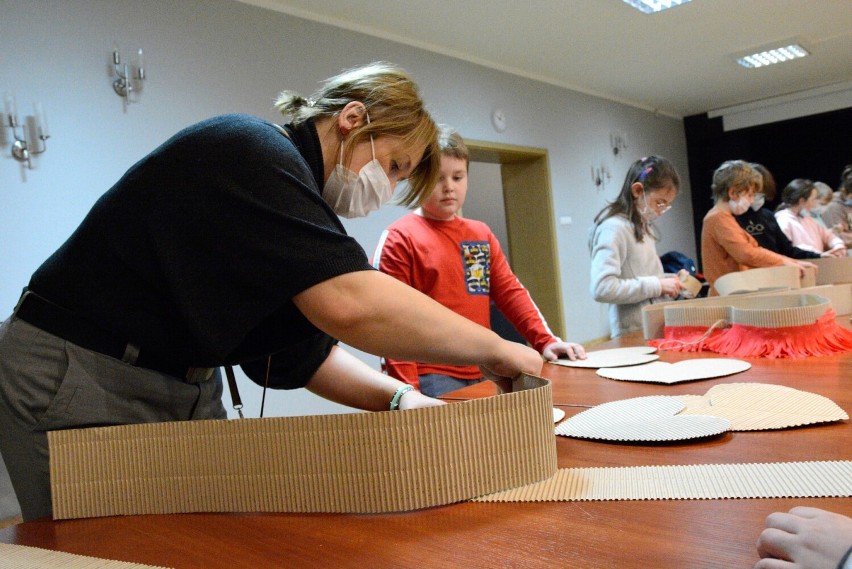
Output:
[49, 374, 557, 520]
[596, 358, 751, 384]
[553, 408, 566, 423]
[714, 266, 813, 296]
[641, 284, 852, 340]
[0, 543, 171, 569]
[679, 272, 703, 298]
[554, 396, 731, 442]
[556, 382, 846, 442]
[548, 346, 659, 369]
[678, 383, 849, 430]
[812, 256, 852, 286]
[474, 461, 852, 502]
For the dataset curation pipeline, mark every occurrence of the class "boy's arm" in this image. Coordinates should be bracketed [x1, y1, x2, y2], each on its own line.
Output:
[487, 234, 560, 353]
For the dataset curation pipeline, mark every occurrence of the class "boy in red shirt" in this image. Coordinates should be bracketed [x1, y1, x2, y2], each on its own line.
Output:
[373, 127, 585, 396]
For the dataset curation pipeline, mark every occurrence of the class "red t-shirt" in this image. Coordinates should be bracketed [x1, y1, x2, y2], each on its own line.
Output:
[373, 213, 558, 387]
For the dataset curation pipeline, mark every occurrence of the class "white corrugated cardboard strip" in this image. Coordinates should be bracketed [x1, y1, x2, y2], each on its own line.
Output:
[0, 543, 170, 568]
[475, 461, 852, 502]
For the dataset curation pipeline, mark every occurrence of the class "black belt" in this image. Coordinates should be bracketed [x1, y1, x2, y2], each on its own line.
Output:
[13, 291, 214, 384]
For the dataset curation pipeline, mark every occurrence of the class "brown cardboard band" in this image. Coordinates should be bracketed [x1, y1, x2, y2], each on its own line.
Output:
[49, 374, 557, 520]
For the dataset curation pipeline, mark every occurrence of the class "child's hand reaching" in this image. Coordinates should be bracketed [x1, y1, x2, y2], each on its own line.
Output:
[754, 507, 852, 569]
[542, 341, 586, 362]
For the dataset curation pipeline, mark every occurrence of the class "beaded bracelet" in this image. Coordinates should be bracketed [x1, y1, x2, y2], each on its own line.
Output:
[389, 384, 414, 410]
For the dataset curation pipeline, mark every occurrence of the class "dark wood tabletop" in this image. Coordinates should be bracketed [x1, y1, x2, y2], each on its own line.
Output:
[2, 317, 850, 569]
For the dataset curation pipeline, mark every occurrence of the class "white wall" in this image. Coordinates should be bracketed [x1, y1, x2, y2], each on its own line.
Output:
[0, 0, 693, 422]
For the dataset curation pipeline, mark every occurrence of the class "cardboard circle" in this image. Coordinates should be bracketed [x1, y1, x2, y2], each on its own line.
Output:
[549, 346, 659, 369]
[555, 395, 731, 442]
[596, 358, 751, 384]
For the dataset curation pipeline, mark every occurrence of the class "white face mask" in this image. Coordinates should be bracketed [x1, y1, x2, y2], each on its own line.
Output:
[638, 192, 660, 223]
[322, 115, 392, 219]
[750, 193, 765, 211]
[729, 195, 751, 216]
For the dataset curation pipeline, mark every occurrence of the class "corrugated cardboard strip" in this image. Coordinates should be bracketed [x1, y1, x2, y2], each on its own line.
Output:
[49, 374, 557, 520]
[0, 543, 170, 569]
[475, 461, 852, 502]
[8, 461, 852, 569]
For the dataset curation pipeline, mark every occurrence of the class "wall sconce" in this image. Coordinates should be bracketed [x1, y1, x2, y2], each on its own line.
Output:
[112, 47, 145, 105]
[610, 132, 628, 156]
[3, 92, 49, 170]
[592, 165, 611, 191]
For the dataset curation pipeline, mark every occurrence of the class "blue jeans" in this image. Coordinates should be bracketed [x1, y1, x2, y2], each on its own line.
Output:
[418, 373, 484, 398]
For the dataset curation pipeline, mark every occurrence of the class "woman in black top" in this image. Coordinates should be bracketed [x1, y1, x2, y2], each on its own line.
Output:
[0, 62, 542, 520]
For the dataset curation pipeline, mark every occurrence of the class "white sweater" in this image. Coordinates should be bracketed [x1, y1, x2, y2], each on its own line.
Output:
[589, 215, 667, 338]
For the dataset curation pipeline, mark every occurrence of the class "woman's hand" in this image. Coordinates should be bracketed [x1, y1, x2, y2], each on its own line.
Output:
[542, 341, 586, 362]
[754, 507, 852, 569]
[479, 339, 543, 382]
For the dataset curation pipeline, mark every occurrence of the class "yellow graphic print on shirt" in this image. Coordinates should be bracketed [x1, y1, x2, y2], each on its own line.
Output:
[462, 241, 491, 295]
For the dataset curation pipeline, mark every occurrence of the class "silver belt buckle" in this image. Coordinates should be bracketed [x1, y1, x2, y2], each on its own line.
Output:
[185, 367, 214, 384]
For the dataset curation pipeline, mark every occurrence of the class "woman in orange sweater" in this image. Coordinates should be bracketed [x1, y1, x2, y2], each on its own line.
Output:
[700, 160, 815, 295]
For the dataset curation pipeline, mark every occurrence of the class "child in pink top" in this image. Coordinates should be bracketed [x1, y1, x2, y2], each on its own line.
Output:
[775, 178, 847, 257]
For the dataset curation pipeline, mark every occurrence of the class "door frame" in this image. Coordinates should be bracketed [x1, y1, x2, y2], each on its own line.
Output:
[466, 139, 566, 340]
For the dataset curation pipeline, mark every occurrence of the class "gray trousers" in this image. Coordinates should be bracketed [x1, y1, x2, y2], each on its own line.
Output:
[0, 317, 226, 521]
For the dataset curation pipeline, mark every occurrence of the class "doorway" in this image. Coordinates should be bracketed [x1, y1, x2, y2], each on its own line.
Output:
[465, 139, 565, 340]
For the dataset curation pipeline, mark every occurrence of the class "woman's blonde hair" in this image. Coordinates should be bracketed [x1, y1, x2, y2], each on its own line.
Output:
[275, 62, 439, 206]
[711, 160, 761, 202]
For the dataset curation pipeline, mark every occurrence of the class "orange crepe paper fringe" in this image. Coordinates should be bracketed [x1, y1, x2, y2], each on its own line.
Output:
[650, 309, 852, 359]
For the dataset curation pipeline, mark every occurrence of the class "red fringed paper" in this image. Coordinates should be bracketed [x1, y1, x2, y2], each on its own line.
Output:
[649, 326, 724, 353]
[652, 309, 852, 359]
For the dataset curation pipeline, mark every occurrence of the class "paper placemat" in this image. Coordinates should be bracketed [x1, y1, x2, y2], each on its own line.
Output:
[549, 346, 659, 368]
[49, 375, 556, 520]
[474, 461, 852, 502]
[596, 358, 751, 384]
[555, 396, 731, 441]
[0, 543, 170, 568]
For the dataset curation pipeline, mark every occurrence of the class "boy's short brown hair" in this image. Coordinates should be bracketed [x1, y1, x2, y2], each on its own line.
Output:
[438, 125, 469, 167]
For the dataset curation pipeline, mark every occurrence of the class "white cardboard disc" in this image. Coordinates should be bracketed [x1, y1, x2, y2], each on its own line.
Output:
[549, 346, 659, 369]
[596, 358, 751, 384]
[555, 395, 731, 442]
[553, 408, 566, 423]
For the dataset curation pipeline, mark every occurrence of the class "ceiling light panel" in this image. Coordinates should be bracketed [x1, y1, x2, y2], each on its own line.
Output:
[623, 0, 692, 14]
[736, 44, 809, 69]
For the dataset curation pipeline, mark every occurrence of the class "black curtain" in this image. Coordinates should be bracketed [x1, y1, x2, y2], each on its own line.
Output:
[683, 106, 852, 268]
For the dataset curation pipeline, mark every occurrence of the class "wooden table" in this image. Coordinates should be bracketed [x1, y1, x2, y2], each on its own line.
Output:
[2, 318, 850, 568]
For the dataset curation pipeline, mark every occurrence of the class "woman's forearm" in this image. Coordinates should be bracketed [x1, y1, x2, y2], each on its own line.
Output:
[294, 270, 541, 376]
